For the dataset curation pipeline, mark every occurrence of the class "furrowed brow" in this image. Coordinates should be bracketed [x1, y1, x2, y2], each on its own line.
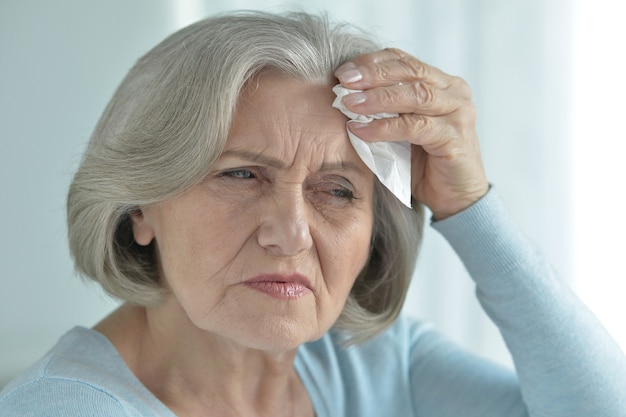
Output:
[221, 149, 368, 176]
[220, 150, 286, 168]
[319, 161, 368, 176]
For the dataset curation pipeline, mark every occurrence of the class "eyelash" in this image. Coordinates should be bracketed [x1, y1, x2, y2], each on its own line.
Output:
[218, 168, 357, 201]
[220, 168, 256, 179]
[328, 187, 356, 200]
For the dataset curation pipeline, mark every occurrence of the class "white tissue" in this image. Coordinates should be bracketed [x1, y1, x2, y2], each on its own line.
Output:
[331, 85, 412, 207]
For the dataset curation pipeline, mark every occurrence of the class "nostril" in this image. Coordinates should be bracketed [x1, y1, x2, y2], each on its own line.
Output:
[257, 207, 313, 256]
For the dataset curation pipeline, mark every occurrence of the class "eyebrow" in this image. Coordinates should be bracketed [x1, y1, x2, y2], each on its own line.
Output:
[220, 149, 368, 174]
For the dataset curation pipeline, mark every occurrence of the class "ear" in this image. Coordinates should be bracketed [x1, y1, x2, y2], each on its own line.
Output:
[129, 209, 155, 246]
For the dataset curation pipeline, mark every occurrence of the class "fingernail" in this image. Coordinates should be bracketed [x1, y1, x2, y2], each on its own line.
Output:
[342, 92, 367, 106]
[338, 69, 363, 84]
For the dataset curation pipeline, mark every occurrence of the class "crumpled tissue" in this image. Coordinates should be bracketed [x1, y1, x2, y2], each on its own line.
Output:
[331, 84, 412, 207]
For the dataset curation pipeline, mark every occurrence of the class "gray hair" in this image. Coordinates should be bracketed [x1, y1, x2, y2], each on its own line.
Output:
[67, 10, 424, 344]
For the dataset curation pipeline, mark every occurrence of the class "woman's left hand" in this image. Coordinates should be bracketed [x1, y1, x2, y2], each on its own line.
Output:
[334, 48, 489, 219]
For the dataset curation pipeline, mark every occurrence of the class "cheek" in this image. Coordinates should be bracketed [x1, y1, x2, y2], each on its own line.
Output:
[155, 196, 250, 256]
[152, 204, 253, 293]
[154, 224, 248, 324]
[317, 218, 373, 297]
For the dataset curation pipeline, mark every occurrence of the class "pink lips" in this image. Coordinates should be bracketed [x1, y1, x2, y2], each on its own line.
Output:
[244, 274, 312, 300]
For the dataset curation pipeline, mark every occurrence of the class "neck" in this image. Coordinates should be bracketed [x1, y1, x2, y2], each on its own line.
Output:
[95, 301, 313, 417]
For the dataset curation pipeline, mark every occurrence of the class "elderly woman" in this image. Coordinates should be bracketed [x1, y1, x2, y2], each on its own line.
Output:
[1, 10, 624, 417]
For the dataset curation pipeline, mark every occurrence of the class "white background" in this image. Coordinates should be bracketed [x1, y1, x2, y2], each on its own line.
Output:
[1, 0, 624, 386]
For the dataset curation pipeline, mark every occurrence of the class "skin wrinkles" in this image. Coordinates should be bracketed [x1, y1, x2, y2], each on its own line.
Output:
[96, 72, 375, 416]
[220, 149, 368, 176]
[129, 72, 374, 350]
[82, 39, 497, 416]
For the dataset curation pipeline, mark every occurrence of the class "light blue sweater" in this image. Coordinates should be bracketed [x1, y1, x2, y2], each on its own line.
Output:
[1, 189, 624, 416]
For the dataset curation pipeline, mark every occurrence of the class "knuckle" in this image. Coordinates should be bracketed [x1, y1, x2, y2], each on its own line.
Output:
[378, 87, 396, 106]
[405, 113, 430, 137]
[451, 76, 473, 98]
[411, 82, 435, 108]
[385, 48, 427, 80]
[373, 63, 390, 82]
[384, 47, 405, 59]
[407, 58, 429, 79]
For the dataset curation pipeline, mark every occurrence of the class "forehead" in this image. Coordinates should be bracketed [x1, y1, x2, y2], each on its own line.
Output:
[225, 73, 359, 166]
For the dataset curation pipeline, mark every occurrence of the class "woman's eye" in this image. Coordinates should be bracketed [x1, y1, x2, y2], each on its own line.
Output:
[329, 187, 355, 200]
[311, 177, 358, 202]
[221, 168, 256, 179]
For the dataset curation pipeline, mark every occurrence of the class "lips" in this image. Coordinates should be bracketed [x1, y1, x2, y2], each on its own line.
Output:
[243, 274, 312, 300]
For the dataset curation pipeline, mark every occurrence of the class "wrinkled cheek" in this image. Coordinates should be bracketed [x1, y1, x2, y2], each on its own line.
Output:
[325, 254, 367, 310]
[155, 242, 216, 308]
[322, 224, 372, 285]
[163, 272, 228, 332]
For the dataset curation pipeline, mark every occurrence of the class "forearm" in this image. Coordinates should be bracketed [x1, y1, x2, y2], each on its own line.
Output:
[432, 188, 626, 416]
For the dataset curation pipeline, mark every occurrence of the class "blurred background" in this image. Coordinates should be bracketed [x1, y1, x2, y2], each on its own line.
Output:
[1, 0, 625, 387]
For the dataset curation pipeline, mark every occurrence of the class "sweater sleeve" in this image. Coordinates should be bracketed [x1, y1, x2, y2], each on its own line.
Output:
[431, 188, 626, 417]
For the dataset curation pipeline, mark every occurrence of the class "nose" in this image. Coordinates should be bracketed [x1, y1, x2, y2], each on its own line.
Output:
[257, 189, 313, 257]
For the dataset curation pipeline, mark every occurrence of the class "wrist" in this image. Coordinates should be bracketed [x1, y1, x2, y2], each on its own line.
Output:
[430, 184, 490, 221]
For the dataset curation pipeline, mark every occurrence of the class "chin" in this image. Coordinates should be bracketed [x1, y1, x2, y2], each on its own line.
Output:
[232, 318, 324, 353]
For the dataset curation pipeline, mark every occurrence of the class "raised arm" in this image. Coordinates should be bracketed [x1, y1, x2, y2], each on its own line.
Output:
[334, 50, 626, 416]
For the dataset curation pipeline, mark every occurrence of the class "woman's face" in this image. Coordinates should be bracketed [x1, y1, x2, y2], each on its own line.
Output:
[132, 73, 374, 351]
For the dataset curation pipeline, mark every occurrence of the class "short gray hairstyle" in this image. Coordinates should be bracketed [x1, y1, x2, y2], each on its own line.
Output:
[68, 10, 424, 344]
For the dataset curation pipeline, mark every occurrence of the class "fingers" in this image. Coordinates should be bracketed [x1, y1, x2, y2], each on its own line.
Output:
[347, 108, 476, 155]
[340, 80, 469, 117]
[335, 48, 472, 119]
[335, 48, 451, 89]
[336, 49, 488, 217]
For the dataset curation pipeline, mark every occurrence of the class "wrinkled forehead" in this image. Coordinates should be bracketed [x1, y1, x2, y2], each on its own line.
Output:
[226, 72, 364, 171]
